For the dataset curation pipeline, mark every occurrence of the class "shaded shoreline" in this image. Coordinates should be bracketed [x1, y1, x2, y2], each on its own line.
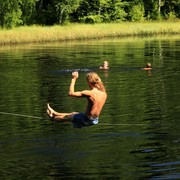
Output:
[0, 21, 180, 46]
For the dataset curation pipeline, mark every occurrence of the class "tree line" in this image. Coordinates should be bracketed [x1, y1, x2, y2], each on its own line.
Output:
[0, 0, 179, 28]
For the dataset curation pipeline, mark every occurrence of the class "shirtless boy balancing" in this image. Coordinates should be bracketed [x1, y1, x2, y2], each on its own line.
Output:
[47, 71, 107, 128]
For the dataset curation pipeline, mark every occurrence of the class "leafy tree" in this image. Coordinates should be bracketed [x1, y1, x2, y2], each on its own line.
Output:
[76, 0, 127, 23]
[35, 0, 57, 25]
[35, 0, 81, 25]
[161, 0, 180, 19]
[75, 0, 101, 23]
[20, 0, 38, 25]
[129, 3, 145, 21]
[107, 0, 127, 22]
[0, 0, 22, 28]
[142, 0, 162, 20]
[54, 0, 81, 25]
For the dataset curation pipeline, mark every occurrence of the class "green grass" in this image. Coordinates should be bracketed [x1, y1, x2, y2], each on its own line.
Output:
[0, 21, 180, 45]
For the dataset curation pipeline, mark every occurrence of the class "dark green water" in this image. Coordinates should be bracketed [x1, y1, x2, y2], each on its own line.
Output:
[0, 37, 180, 179]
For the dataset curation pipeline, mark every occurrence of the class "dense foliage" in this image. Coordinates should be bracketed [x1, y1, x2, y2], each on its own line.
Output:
[0, 0, 179, 28]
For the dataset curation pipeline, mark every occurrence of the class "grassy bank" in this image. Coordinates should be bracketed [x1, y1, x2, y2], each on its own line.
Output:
[0, 21, 180, 45]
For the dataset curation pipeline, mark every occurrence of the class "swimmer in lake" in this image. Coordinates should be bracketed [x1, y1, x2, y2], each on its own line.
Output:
[47, 71, 107, 128]
[99, 61, 109, 70]
[143, 63, 152, 70]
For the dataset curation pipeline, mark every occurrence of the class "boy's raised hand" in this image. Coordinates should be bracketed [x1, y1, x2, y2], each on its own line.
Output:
[72, 71, 79, 79]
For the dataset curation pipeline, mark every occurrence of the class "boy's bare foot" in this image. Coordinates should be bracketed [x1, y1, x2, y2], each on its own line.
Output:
[47, 103, 55, 118]
[46, 109, 52, 118]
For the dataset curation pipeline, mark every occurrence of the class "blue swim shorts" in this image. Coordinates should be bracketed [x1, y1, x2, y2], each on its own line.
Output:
[72, 113, 98, 128]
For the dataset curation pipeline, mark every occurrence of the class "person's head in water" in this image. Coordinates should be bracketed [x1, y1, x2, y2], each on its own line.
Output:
[143, 63, 152, 70]
[146, 63, 151, 68]
[86, 72, 106, 92]
[99, 61, 109, 70]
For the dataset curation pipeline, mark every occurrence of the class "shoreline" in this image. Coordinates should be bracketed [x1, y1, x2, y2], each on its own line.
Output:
[0, 21, 180, 46]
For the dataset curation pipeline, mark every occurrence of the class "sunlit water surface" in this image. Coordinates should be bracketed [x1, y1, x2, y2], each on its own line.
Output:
[0, 37, 180, 179]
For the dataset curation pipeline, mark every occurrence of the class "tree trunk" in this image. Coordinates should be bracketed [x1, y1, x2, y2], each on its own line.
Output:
[38, 0, 43, 11]
[158, 0, 161, 14]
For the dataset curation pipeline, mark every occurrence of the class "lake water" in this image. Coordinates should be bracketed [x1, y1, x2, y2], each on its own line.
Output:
[0, 37, 180, 179]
